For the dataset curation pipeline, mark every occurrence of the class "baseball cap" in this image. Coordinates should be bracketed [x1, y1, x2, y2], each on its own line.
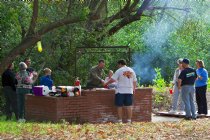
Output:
[182, 58, 190, 64]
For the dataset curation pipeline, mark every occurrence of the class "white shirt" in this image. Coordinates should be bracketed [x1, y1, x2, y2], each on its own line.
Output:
[112, 66, 137, 94]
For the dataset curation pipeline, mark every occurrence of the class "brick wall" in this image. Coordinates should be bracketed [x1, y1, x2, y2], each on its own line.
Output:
[25, 88, 152, 123]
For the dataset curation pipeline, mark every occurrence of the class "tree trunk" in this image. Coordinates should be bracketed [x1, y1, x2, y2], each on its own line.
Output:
[0, 36, 40, 74]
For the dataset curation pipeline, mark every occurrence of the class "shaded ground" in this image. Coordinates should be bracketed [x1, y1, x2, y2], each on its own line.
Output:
[0, 119, 210, 140]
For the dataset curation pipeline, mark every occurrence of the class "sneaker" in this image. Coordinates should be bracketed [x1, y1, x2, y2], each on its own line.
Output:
[169, 110, 177, 114]
[127, 119, 132, 124]
[192, 117, 197, 120]
[178, 111, 185, 115]
[184, 117, 192, 120]
[116, 119, 122, 124]
[18, 119, 26, 123]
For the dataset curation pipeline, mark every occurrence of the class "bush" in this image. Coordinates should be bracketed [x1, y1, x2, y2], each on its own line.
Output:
[153, 68, 171, 110]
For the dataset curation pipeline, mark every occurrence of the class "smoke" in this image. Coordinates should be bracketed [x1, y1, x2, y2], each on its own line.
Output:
[132, 0, 210, 85]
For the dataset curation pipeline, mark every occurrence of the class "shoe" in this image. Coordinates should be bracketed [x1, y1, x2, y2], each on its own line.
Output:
[184, 117, 192, 120]
[127, 119, 132, 124]
[192, 117, 197, 120]
[116, 119, 122, 124]
[18, 119, 26, 123]
[178, 111, 185, 115]
[6, 116, 12, 121]
[169, 110, 177, 114]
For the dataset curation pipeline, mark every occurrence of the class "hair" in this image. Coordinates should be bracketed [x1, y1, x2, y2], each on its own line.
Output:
[196, 60, 205, 68]
[24, 57, 31, 62]
[7, 63, 13, 69]
[43, 68, 52, 74]
[177, 58, 183, 64]
[117, 59, 127, 65]
[19, 62, 27, 70]
[98, 59, 105, 63]
[109, 70, 113, 73]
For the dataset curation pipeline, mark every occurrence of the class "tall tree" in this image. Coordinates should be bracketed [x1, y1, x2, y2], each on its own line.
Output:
[0, 0, 190, 74]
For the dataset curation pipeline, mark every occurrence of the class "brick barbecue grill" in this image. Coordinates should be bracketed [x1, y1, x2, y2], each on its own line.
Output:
[25, 88, 152, 123]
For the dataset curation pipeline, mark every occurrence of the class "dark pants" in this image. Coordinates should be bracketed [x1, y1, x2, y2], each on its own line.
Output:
[16, 88, 31, 119]
[3, 86, 18, 120]
[196, 85, 208, 114]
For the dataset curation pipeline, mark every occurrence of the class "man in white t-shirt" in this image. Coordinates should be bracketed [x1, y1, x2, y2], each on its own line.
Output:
[104, 59, 137, 123]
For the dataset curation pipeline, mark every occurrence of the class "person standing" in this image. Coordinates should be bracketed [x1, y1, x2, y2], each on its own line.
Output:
[169, 58, 185, 114]
[24, 58, 34, 73]
[104, 59, 137, 123]
[24, 58, 38, 92]
[178, 58, 197, 120]
[195, 60, 208, 115]
[16, 62, 36, 122]
[40, 68, 53, 90]
[86, 59, 105, 88]
[1, 63, 18, 120]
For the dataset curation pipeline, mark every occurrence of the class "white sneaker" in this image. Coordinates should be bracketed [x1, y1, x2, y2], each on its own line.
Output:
[117, 119, 122, 124]
[169, 110, 177, 114]
[127, 119, 132, 124]
[18, 119, 26, 123]
[178, 111, 185, 115]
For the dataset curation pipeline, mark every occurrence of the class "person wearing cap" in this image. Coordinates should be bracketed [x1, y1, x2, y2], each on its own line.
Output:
[195, 60, 208, 115]
[1, 63, 18, 120]
[169, 59, 185, 114]
[104, 59, 137, 123]
[16, 62, 37, 122]
[178, 58, 197, 120]
[40, 68, 53, 90]
[86, 59, 105, 88]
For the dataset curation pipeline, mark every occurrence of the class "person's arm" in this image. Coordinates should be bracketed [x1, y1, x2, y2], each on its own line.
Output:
[172, 69, 177, 85]
[133, 81, 137, 94]
[90, 68, 103, 83]
[178, 79, 182, 90]
[133, 71, 137, 94]
[104, 78, 116, 87]
[178, 71, 184, 90]
[198, 70, 208, 82]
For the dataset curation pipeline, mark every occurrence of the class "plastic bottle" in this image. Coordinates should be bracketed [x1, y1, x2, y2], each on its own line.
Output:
[74, 77, 81, 96]
[74, 77, 80, 86]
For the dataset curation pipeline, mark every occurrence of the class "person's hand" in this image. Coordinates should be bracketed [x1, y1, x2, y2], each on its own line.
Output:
[33, 72, 38, 77]
[133, 89, 136, 94]
[101, 80, 106, 86]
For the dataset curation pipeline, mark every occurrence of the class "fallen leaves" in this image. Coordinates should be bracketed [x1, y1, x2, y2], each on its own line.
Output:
[0, 119, 210, 139]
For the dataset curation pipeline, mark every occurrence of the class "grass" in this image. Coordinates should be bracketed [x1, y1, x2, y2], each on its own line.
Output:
[0, 115, 210, 139]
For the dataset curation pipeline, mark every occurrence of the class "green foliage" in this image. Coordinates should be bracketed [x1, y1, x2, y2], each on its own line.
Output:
[152, 68, 170, 110]
[153, 68, 166, 93]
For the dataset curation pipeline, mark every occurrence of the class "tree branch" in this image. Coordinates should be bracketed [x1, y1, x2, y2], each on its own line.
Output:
[37, 17, 86, 36]
[99, 0, 152, 39]
[27, 0, 39, 35]
[146, 6, 190, 12]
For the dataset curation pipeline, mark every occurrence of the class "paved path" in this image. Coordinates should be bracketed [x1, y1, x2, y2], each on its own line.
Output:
[152, 114, 182, 122]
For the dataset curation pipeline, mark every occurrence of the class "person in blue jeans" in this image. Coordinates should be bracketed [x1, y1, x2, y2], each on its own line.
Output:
[169, 58, 185, 114]
[40, 68, 53, 90]
[195, 60, 208, 115]
[178, 58, 197, 120]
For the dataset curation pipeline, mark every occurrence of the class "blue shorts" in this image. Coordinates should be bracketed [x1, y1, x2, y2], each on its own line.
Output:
[115, 93, 133, 107]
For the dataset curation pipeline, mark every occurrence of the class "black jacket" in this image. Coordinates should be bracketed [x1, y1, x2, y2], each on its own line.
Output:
[2, 69, 17, 91]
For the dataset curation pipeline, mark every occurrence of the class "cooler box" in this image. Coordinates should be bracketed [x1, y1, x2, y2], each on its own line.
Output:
[33, 86, 50, 96]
